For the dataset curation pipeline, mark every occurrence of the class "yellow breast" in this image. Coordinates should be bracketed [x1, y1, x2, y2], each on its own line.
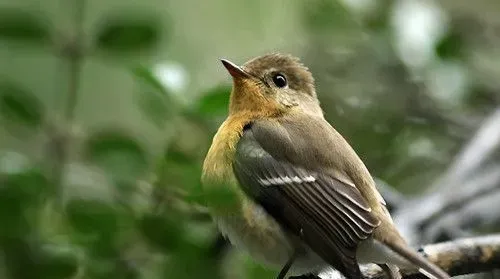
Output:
[201, 115, 297, 268]
[201, 116, 244, 202]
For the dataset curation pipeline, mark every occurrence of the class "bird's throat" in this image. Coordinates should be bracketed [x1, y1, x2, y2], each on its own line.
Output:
[228, 80, 282, 116]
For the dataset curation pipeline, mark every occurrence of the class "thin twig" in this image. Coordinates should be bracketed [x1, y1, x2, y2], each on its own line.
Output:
[392, 108, 500, 244]
[393, 163, 500, 244]
[49, 0, 86, 206]
[65, 0, 85, 122]
[419, 165, 500, 229]
[430, 108, 500, 193]
[423, 190, 500, 243]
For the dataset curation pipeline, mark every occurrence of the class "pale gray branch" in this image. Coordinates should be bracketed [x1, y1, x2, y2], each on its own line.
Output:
[317, 234, 500, 279]
[393, 164, 500, 244]
[392, 108, 500, 244]
[431, 108, 500, 193]
[420, 165, 500, 228]
[423, 191, 500, 242]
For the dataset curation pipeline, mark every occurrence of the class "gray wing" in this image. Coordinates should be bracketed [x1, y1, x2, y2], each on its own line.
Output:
[233, 121, 380, 279]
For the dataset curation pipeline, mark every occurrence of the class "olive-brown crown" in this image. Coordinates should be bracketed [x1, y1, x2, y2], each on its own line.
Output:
[242, 53, 316, 98]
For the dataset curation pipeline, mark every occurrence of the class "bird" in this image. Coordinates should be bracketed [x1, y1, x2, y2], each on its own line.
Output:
[201, 53, 450, 279]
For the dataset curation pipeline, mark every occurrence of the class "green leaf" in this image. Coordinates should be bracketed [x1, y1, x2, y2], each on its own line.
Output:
[245, 257, 276, 279]
[465, 86, 498, 111]
[162, 236, 220, 279]
[0, 9, 49, 43]
[303, 0, 354, 32]
[1, 238, 42, 279]
[163, 141, 197, 166]
[0, 81, 44, 128]
[1, 168, 48, 204]
[132, 66, 172, 128]
[163, 250, 220, 279]
[140, 213, 185, 252]
[157, 140, 204, 196]
[84, 130, 149, 181]
[195, 85, 230, 117]
[84, 257, 116, 279]
[66, 199, 118, 238]
[365, 11, 390, 32]
[96, 12, 161, 53]
[436, 31, 463, 59]
[85, 255, 140, 279]
[39, 243, 79, 279]
[194, 186, 237, 210]
[133, 66, 168, 94]
[0, 168, 49, 238]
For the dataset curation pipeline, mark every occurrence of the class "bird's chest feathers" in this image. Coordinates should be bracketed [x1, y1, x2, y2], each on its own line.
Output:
[202, 109, 279, 188]
[202, 115, 298, 266]
[202, 118, 243, 188]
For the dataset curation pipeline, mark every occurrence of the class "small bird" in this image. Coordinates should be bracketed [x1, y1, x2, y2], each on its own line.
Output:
[201, 53, 450, 279]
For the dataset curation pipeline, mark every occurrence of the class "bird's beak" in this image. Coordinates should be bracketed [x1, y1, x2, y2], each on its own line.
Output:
[221, 59, 251, 79]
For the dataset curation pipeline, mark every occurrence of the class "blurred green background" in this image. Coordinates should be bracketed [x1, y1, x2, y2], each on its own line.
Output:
[0, 0, 499, 278]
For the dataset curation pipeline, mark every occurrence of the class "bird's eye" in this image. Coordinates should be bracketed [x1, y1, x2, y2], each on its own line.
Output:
[272, 74, 287, 88]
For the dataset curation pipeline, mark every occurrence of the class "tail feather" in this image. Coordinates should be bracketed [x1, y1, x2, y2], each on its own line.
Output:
[381, 239, 450, 279]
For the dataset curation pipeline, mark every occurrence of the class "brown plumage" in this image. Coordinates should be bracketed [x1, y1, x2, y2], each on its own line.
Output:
[202, 53, 450, 279]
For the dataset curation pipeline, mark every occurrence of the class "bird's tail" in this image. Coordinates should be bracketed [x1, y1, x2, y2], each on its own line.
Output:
[380, 238, 450, 279]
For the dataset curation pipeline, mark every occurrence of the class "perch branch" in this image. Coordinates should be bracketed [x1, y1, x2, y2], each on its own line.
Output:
[317, 234, 500, 279]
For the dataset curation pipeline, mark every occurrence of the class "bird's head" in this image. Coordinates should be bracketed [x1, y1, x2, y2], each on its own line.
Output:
[221, 53, 323, 117]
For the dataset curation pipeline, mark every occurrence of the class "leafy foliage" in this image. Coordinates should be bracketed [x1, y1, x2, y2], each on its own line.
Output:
[132, 66, 173, 128]
[436, 31, 464, 59]
[96, 12, 162, 53]
[0, 81, 44, 129]
[303, 0, 356, 32]
[0, 9, 49, 43]
[84, 130, 149, 181]
[195, 85, 231, 117]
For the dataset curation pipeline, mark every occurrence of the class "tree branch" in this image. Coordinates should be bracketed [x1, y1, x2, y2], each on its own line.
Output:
[419, 165, 500, 229]
[430, 108, 500, 193]
[393, 107, 500, 244]
[316, 234, 500, 279]
[423, 191, 500, 242]
[393, 163, 500, 244]
[48, 0, 86, 207]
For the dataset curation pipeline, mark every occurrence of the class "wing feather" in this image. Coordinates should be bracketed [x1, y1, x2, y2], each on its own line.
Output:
[233, 123, 380, 278]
